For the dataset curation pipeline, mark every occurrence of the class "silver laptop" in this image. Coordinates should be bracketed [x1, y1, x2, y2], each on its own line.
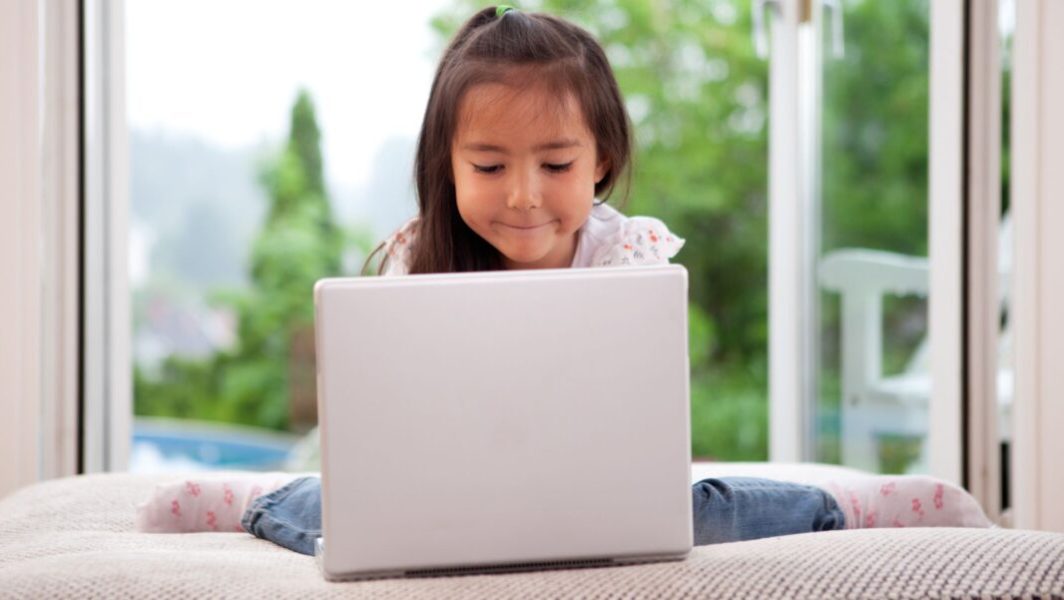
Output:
[313, 265, 692, 580]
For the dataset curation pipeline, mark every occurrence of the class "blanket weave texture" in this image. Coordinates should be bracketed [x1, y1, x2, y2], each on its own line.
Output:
[2, 472, 1063, 599]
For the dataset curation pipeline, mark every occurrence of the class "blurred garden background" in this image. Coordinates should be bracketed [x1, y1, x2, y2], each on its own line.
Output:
[130, 0, 936, 469]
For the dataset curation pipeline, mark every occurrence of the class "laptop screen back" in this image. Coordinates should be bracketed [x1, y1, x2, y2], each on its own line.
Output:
[314, 265, 691, 578]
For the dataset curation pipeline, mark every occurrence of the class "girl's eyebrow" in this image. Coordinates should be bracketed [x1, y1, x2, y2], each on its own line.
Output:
[461, 139, 583, 153]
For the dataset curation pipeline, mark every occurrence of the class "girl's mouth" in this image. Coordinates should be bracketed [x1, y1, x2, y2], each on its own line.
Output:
[496, 220, 557, 231]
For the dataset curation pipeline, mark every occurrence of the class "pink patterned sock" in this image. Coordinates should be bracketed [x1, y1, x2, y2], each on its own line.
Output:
[822, 474, 992, 529]
[135, 472, 304, 533]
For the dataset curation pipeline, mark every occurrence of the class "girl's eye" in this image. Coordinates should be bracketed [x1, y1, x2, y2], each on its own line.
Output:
[471, 162, 573, 174]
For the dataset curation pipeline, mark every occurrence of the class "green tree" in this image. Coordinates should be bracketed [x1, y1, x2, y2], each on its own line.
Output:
[223, 90, 344, 430]
[136, 90, 349, 432]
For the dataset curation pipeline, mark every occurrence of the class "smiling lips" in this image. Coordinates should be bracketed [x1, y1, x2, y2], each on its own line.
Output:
[496, 220, 557, 231]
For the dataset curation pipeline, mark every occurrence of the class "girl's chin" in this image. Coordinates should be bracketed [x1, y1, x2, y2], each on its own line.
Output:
[489, 228, 576, 269]
[502, 254, 549, 269]
[499, 247, 563, 269]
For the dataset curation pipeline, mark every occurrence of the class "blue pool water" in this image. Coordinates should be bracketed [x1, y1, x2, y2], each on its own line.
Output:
[131, 419, 299, 472]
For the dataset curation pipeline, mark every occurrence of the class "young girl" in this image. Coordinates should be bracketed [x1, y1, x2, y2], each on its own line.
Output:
[136, 6, 991, 555]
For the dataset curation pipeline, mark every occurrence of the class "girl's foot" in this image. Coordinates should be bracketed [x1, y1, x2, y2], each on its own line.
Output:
[822, 474, 992, 529]
[135, 472, 303, 533]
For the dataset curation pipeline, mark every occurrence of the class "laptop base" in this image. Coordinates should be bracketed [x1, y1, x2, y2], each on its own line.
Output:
[315, 538, 689, 582]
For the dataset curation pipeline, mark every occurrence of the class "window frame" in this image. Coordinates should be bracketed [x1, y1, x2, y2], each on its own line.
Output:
[39, 0, 84, 480]
[82, 0, 131, 474]
[79, 0, 1057, 518]
[963, 0, 1005, 524]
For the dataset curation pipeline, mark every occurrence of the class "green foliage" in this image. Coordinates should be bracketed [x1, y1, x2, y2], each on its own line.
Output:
[690, 370, 768, 461]
[821, 0, 930, 256]
[136, 89, 359, 431]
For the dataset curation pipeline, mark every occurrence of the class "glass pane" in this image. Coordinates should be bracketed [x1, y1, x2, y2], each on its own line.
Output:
[126, 1, 441, 472]
[814, 0, 932, 474]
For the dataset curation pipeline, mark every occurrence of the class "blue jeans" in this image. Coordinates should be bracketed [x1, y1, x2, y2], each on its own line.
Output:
[241, 476, 845, 556]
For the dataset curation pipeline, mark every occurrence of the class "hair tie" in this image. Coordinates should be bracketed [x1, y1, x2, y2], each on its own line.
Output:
[496, 5, 516, 18]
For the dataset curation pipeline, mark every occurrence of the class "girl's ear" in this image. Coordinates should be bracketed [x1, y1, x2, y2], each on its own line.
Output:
[594, 158, 610, 185]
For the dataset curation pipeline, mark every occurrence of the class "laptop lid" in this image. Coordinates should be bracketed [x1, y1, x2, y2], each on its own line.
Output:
[314, 265, 692, 579]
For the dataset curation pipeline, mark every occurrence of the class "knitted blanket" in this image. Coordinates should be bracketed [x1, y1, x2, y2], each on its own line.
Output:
[1, 470, 1062, 599]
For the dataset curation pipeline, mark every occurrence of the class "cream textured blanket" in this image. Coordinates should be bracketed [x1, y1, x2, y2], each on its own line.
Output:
[1, 471, 1063, 599]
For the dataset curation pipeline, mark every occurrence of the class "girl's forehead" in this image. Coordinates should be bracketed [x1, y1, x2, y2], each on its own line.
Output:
[454, 82, 593, 146]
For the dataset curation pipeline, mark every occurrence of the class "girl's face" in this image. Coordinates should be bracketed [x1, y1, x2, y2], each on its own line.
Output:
[451, 82, 608, 270]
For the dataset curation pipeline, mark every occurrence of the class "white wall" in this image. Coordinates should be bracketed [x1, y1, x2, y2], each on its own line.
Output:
[0, 0, 42, 499]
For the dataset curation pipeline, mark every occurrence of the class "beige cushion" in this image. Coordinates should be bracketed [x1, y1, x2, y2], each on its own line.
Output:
[1, 472, 1063, 599]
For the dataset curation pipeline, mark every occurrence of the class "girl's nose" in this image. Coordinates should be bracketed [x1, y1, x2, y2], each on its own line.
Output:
[506, 170, 542, 211]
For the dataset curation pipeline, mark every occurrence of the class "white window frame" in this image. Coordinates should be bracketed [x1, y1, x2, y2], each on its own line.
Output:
[40, 0, 84, 482]
[767, 0, 816, 463]
[67, 0, 1062, 505]
[964, 0, 1004, 523]
[83, 0, 131, 474]
[926, 0, 965, 484]
[1010, 0, 1064, 533]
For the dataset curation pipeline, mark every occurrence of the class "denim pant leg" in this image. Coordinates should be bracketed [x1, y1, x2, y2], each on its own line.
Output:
[242, 475, 844, 556]
[241, 476, 322, 556]
[691, 476, 845, 545]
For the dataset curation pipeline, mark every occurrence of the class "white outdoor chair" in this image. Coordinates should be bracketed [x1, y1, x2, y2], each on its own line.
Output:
[818, 218, 1012, 473]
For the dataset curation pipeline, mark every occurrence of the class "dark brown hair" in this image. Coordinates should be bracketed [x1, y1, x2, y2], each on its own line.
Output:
[367, 6, 632, 275]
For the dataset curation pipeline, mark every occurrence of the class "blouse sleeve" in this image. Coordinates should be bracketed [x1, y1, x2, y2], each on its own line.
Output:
[591, 216, 685, 267]
[379, 219, 417, 276]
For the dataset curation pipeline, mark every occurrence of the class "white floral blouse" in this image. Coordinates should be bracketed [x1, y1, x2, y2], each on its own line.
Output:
[380, 202, 685, 276]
